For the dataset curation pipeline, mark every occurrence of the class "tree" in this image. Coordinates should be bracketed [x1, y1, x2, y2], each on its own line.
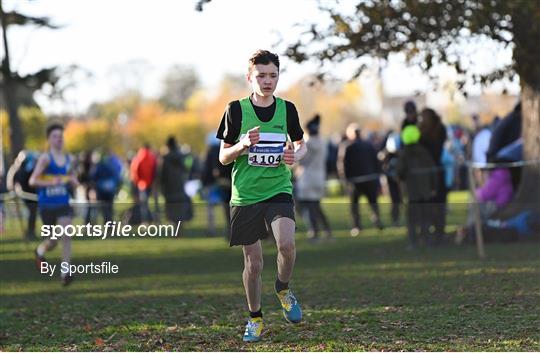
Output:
[0, 0, 60, 158]
[126, 101, 206, 153]
[86, 90, 143, 123]
[284, 0, 540, 209]
[184, 73, 249, 130]
[64, 119, 120, 155]
[282, 76, 367, 135]
[159, 64, 200, 111]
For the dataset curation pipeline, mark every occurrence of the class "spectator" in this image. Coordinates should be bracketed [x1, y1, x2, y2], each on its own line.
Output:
[338, 123, 383, 236]
[401, 100, 418, 130]
[472, 122, 493, 165]
[441, 141, 455, 192]
[419, 108, 448, 244]
[380, 131, 402, 226]
[476, 168, 514, 208]
[455, 168, 514, 245]
[471, 120, 495, 185]
[486, 102, 521, 163]
[201, 133, 231, 237]
[91, 151, 123, 223]
[160, 137, 193, 225]
[78, 150, 96, 224]
[325, 135, 340, 179]
[448, 125, 468, 190]
[295, 114, 333, 242]
[130, 143, 157, 223]
[396, 125, 438, 249]
[6, 151, 39, 240]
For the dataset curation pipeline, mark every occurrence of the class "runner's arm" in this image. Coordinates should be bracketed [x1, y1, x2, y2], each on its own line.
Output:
[219, 141, 246, 166]
[284, 139, 307, 165]
[29, 154, 58, 187]
[293, 139, 307, 162]
[219, 126, 260, 165]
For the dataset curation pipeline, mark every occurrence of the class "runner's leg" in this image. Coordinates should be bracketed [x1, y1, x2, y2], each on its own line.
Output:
[57, 215, 72, 265]
[242, 240, 264, 312]
[271, 216, 302, 323]
[271, 217, 296, 283]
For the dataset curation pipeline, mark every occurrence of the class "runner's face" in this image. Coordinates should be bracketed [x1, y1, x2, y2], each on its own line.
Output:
[48, 129, 64, 150]
[248, 63, 279, 98]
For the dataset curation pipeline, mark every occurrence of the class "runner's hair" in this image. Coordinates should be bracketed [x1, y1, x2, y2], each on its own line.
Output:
[46, 123, 64, 137]
[248, 50, 280, 74]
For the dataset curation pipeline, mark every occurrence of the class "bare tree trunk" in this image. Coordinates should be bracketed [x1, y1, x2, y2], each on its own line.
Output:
[2, 80, 25, 159]
[508, 83, 540, 212]
[1, 0, 25, 160]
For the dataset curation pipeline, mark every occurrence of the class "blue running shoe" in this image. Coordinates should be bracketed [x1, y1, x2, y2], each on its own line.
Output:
[276, 289, 302, 323]
[243, 317, 263, 342]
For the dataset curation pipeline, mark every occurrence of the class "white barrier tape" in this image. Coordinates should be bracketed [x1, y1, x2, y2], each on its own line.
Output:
[346, 158, 540, 184]
[468, 159, 540, 169]
[2, 159, 539, 199]
[0, 191, 38, 202]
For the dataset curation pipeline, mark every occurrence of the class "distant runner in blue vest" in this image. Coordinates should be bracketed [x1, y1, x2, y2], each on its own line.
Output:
[216, 50, 307, 342]
[30, 123, 78, 286]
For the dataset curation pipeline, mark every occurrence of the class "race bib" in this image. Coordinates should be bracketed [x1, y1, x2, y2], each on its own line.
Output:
[45, 185, 68, 197]
[248, 143, 284, 168]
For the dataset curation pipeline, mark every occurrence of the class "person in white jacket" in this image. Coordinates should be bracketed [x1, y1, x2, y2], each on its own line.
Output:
[295, 114, 333, 242]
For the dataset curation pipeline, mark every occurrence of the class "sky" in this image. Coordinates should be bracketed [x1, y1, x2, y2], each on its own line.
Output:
[2, 0, 518, 115]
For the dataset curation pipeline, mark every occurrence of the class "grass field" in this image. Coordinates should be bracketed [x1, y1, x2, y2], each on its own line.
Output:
[1, 192, 539, 351]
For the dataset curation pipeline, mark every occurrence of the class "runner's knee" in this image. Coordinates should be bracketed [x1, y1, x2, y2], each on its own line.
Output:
[277, 240, 295, 257]
[57, 216, 71, 227]
[245, 257, 263, 276]
[46, 238, 59, 250]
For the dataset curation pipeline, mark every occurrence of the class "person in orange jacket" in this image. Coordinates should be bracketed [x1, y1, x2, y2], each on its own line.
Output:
[130, 143, 157, 223]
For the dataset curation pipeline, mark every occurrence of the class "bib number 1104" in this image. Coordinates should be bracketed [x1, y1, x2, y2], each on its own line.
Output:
[248, 144, 284, 168]
[250, 154, 282, 165]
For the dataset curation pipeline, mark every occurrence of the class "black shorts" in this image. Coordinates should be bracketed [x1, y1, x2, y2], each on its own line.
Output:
[40, 205, 73, 226]
[230, 193, 295, 247]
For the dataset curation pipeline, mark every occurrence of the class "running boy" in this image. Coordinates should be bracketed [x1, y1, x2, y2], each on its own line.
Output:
[216, 50, 307, 342]
[30, 123, 78, 286]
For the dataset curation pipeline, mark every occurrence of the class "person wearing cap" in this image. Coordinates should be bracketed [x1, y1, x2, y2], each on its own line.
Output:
[396, 125, 438, 249]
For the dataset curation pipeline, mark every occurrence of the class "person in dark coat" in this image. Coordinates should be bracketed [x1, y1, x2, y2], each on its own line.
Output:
[397, 125, 438, 248]
[419, 108, 448, 244]
[201, 134, 232, 239]
[337, 123, 383, 236]
[7, 151, 39, 240]
[78, 150, 96, 224]
[159, 136, 192, 224]
[486, 102, 521, 163]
